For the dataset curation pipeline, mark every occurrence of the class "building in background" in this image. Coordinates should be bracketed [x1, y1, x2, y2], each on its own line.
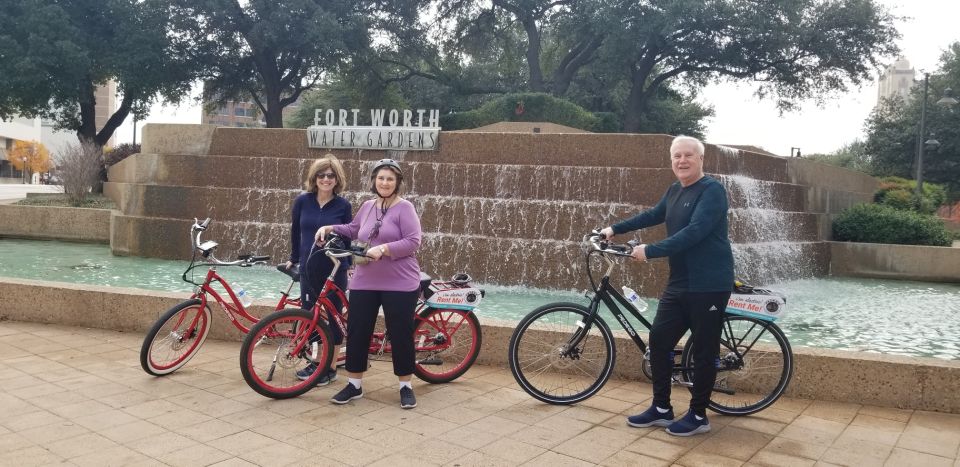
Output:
[1, 82, 117, 182]
[201, 83, 301, 128]
[877, 57, 916, 105]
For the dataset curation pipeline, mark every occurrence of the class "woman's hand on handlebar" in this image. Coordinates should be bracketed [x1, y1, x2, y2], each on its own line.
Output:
[315, 226, 333, 245]
[599, 226, 614, 240]
[284, 260, 294, 270]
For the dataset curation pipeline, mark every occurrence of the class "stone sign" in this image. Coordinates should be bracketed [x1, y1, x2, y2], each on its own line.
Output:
[307, 108, 441, 150]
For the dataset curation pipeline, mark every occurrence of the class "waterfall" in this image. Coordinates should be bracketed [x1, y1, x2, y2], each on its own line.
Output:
[719, 174, 822, 285]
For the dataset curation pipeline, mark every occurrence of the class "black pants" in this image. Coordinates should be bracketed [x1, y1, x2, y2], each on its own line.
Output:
[346, 289, 419, 376]
[302, 274, 346, 345]
[649, 290, 731, 414]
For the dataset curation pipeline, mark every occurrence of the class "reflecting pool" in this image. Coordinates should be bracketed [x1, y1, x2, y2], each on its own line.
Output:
[1, 239, 958, 360]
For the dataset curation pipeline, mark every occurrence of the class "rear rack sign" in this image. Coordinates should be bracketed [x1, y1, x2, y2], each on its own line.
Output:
[307, 108, 440, 151]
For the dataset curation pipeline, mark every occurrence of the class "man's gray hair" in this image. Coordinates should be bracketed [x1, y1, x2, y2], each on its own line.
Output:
[670, 135, 705, 156]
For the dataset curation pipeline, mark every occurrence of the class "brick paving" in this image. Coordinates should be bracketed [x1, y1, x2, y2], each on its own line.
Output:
[1, 321, 959, 466]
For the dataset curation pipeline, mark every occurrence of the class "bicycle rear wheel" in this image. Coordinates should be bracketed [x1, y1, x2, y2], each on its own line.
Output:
[413, 308, 482, 383]
[240, 308, 334, 399]
[140, 299, 211, 376]
[508, 302, 616, 405]
[682, 314, 794, 416]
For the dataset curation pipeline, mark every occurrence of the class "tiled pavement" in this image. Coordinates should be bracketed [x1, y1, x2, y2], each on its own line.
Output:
[2, 321, 959, 467]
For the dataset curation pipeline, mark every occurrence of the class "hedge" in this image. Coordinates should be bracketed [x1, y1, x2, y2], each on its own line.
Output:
[440, 93, 616, 132]
[832, 203, 951, 246]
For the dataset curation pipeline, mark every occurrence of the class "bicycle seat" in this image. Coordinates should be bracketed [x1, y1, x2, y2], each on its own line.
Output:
[277, 264, 300, 282]
[419, 272, 433, 299]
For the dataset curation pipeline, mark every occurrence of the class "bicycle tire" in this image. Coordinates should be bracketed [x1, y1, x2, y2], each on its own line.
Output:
[413, 308, 482, 384]
[681, 314, 794, 416]
[508, 302, 616, 405]
[240, 308, 334, 399]
[140, 299, 212, 376]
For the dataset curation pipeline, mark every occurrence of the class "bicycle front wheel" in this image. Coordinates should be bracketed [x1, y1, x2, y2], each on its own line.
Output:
[240, 308, 334, 399]
[508, 302, 616, 405]
[140, 299, 212, 376]
[413, 308, 482, 384]
[682, 314, 794, 416]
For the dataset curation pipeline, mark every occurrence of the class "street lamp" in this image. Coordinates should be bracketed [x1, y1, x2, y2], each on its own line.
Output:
[915, 76, 957, 199]
[21, 156, 27, 184]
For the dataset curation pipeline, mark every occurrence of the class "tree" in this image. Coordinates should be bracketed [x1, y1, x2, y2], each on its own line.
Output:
[0, 0, 197, 147]
[864, 43, 960, 200]
[7, 140, 52, 175]
[173, 0, 426, 128]
[806, 140, 872, 173]
[603, 0, 900, 132]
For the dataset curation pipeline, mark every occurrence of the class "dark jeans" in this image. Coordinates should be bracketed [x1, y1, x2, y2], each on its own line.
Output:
[649, 290, 731, 415]
[345, 289, 419, 376]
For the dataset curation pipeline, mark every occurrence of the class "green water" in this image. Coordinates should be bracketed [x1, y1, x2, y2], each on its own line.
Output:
[1, 239, 958, 360]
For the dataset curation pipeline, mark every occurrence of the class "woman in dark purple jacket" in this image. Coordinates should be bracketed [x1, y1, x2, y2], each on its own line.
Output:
[286, 154, 352, 386]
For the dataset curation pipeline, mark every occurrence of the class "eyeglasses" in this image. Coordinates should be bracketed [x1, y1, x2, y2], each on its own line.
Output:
[316, 172, 336, 180]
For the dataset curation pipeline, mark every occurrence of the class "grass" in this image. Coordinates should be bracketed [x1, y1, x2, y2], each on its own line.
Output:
[15, 193, 116, 209]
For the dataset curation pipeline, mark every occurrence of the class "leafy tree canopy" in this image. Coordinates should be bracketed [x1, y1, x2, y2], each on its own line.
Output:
[0, 0, 196, 146]
[173, 0, 427, 128]
[383, 0, 899, 134]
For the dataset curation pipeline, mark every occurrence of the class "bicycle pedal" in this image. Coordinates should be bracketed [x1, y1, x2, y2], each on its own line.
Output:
[310, 342, 319, 361]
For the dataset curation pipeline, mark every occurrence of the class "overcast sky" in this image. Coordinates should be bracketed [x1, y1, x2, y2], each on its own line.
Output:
[115, 0, 960, 157]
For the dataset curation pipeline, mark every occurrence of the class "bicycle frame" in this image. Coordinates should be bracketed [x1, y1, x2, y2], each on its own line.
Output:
[180, 218, 293, 334]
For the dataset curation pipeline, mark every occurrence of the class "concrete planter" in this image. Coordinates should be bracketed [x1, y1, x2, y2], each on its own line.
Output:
[0, 204, 110, 243]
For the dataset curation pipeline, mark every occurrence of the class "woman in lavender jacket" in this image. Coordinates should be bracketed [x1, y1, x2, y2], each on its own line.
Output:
[317, 159, 422, 409]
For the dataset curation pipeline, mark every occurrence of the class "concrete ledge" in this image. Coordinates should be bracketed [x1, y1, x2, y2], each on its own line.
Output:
[0, 205, 110, 243]
[2, 277, 958, 413]
[141, 123, 217, 156]
[830, 241, 960, 282]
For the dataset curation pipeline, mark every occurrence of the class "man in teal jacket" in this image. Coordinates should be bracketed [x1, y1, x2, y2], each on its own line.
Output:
[601, 135, 734, 436]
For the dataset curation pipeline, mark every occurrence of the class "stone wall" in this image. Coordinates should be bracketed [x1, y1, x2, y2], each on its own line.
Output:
[0, 205, 110, 243]
[830, 242, 960, 283]
[1, 276, 958, 413]
[106, 124, 888, 293]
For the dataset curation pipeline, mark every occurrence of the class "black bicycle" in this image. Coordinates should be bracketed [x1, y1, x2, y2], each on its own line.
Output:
[507, 231, 794, 416]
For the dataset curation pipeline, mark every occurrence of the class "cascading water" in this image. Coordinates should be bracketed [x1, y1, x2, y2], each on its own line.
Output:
[720, 174, 825, 285]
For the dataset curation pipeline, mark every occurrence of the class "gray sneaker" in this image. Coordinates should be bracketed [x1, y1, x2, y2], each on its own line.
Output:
[330, 383, 363, 404]
[399, 386, 417, 409]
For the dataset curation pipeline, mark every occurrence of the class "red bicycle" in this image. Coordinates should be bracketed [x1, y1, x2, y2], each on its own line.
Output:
[240, 234, 484, 399]
[139, 218, 299, 376]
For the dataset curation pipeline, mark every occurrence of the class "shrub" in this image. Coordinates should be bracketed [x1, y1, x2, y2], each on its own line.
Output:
[832, 203, 951, 246]
[440, 93, 616, 132]
[104, 143, 141, 167]
[54, 141, 103, 206]
[873, 176, 946, 214]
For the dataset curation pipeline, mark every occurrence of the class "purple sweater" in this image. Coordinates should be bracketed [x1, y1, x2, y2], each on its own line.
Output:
[332, 199, 422, 292]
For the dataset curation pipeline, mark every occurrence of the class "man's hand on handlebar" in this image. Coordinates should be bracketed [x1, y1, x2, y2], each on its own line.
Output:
[631, 244, 648, 262]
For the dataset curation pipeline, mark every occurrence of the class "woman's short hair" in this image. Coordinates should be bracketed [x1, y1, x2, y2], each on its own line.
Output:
[369, 165, 404, 196]
[304, 154, 347, 195]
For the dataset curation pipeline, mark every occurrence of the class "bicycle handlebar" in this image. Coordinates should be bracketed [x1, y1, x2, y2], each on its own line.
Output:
[584, 230, 636, 257]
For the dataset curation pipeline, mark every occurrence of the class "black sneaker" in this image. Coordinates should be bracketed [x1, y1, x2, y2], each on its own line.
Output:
[399, 386, 417, 409]
[296, 362, 318, 381]
[316, 368, 338, 387]
[330, 383, 363, 404]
